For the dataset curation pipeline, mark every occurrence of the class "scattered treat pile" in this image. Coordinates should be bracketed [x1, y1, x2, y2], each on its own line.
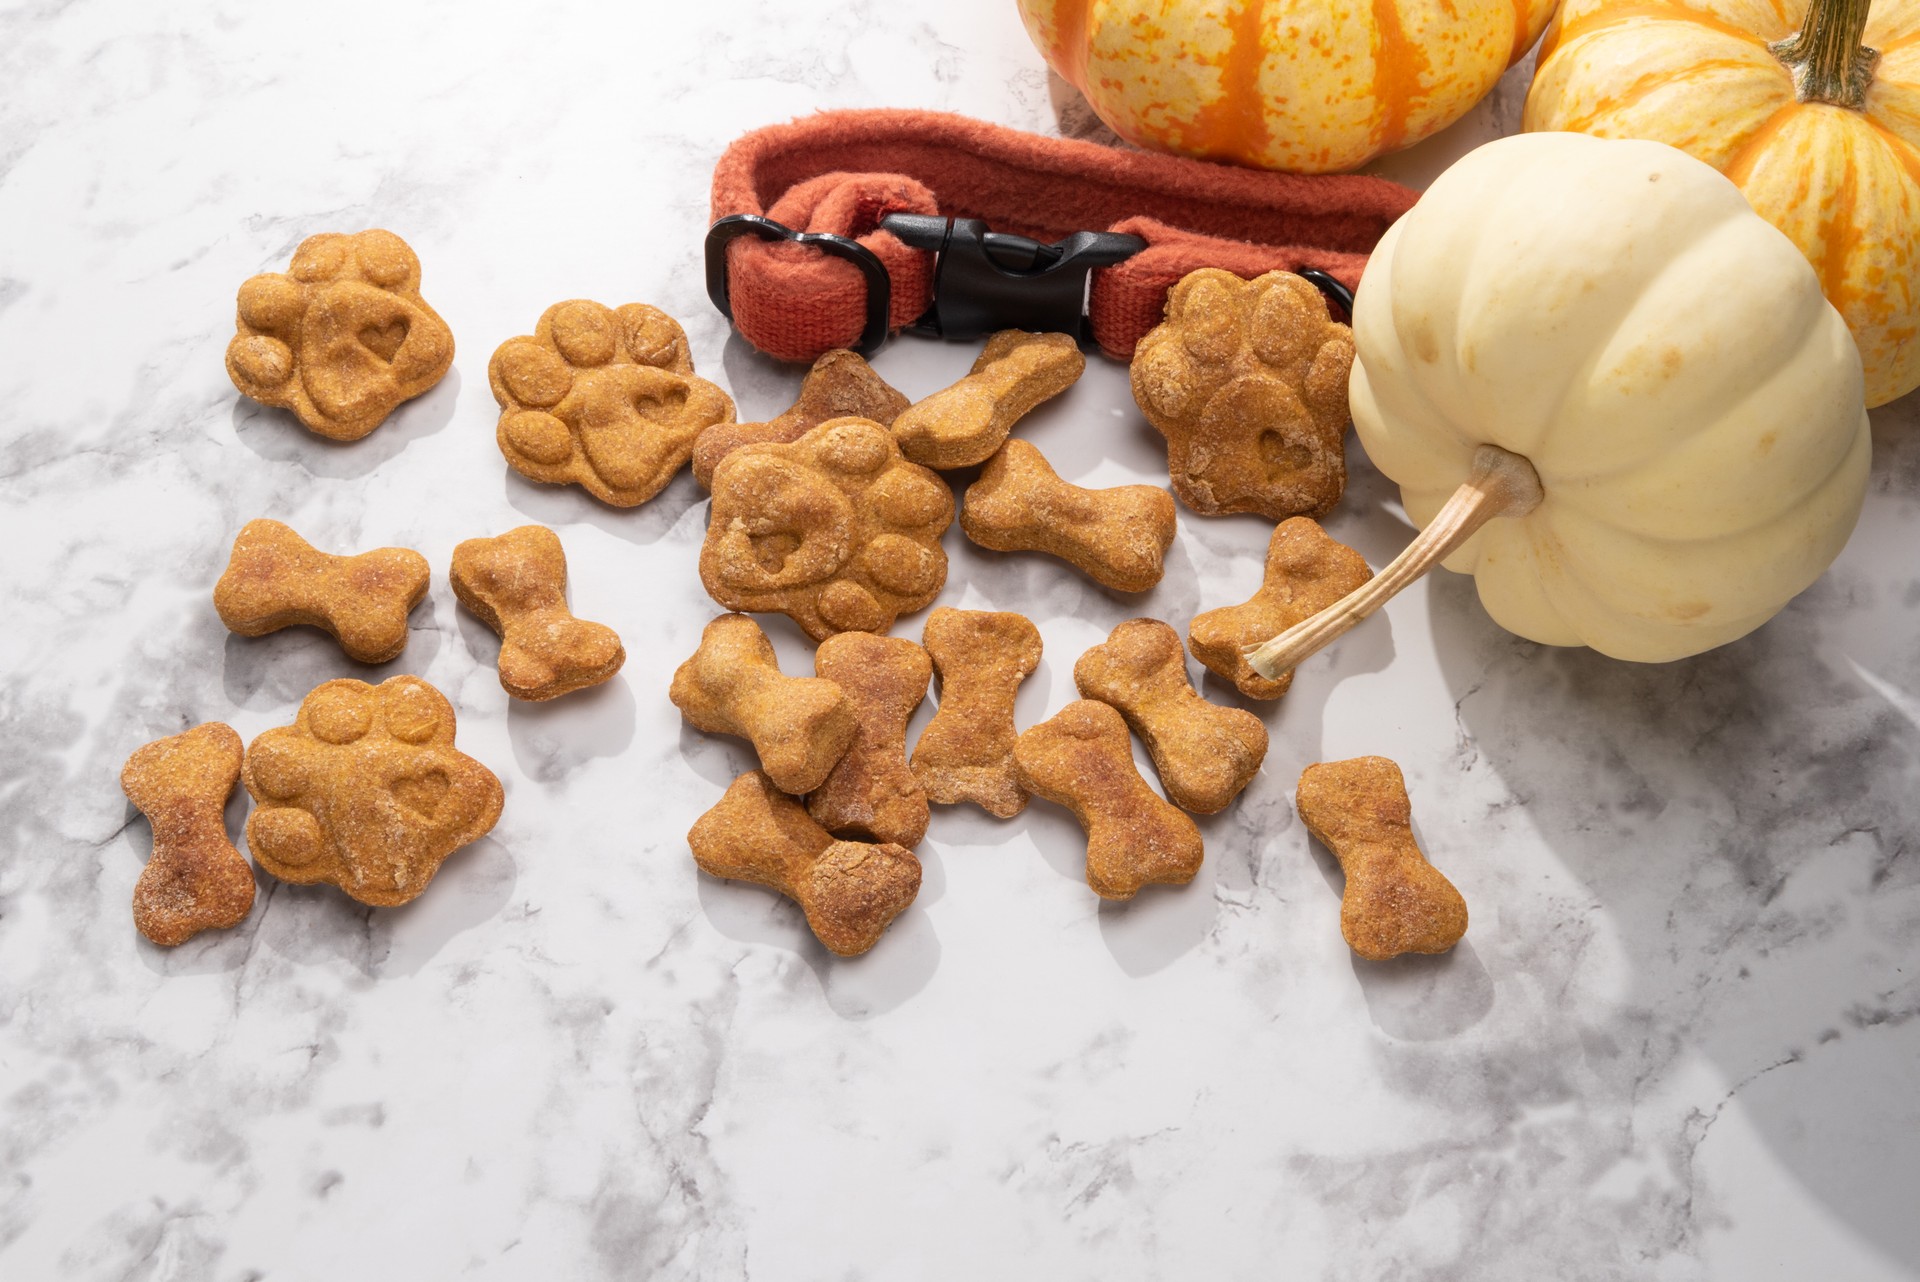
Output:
[121, 233, 1471, 970]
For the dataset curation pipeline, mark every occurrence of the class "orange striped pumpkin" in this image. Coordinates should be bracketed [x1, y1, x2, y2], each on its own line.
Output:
[1016, 0, 1559, 174]
[1526, 0, 1920, 407]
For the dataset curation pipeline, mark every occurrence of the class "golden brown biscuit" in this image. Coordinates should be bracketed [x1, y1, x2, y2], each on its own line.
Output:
[689, 770, 921, 957]
[491, 300, 735, 507]
[960, 439, 1176, 593]
[691, 349, 910, 488]
[243, 676, 504, 907]
[120, 723, 254, 947]
[1073, 618, 1267, 815]
[1295, 757, 1467, 961]
[450, 525, 625, 701]
[1131, 269, 1354, 520]
[225, 230, 455, 441]
[213, 518, 430, 664]
[807, 631, 932, 848]
[700, 417, 953, 640]
[669, 613, 856, 796]
[1188, 518, 1374, 699]
[892, 330, 1085, 470]
[910, 608, 1042, 818]
[1013, 699, 1204, 899]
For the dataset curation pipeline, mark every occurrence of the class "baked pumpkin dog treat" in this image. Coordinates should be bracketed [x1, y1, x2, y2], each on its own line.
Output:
[1014, 699, 1204, 900]
[669, 613, 856, 795]
[226, 229, 455, 441]
[1189, 517, 1373, 699]
[893, 330, 1085, 470]
[808, 631, 933, 848]
[243, 676, 504, 907]
[1296, 756, 1468, 961]
[700, 417, 953, 640]
[1073, 618, 1267, 815]
[961, 439, 1176, 593]
[690, 770, 921, 957]
[214, 518, 430, 664]
[691, 349, 909, 488]
[1131, 268, 1354, 520]
[450, 525, 624, 701]
[910, 608, 1042, 818]
[120, 723, 254, 947]
[491, 299, 735, 507]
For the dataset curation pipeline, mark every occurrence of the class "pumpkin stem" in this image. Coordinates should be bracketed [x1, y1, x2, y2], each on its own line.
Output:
[1242, 445, 1543, 679]
[1770, 0, 1879, 109]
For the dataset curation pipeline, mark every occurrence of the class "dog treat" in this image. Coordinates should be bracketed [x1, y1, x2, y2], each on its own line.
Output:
[1013, 699, 1204, 900]
[1073, 618, 1267, 815]
[1188, 518, 1374, 699]
[1131, 268, 1354, 520]
[700, 417, 953, 640]
[450, 525, 624, 701]
[960, 439, 1176, 593]
[225, 229, 455, 441]
[213, 518, 430, 664]
[689, 771, 921, 957]
[669, 613, 856, 795]
[807, 631, 932, 848]
[120, 723, 254, 947]
[1296, 756, 1467, 961]
[691, 349, 910, 488]
[910, 608, 1043, 818]
[491, 299, 735, 507]
[243, 676, 504, 907]
[892, 330, 1085, 469]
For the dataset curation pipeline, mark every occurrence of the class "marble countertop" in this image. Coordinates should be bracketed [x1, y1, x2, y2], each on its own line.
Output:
[4, 3, 1917, 1279]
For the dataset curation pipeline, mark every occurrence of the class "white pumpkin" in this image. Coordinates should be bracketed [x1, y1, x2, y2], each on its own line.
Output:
[1248, 132, 1870, 672]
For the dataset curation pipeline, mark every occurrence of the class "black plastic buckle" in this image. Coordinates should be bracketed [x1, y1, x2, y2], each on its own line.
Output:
[878, 213, 1145, 343]
[705, 214, 894, 356]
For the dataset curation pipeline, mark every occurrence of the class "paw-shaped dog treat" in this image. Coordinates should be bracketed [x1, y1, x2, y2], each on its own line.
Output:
[910, 608, 1043, 818]
[242, 676, 504, 907]
[689, 770, 921, 957]
[1187, 517, 1373, 699]
[1131, 269, 1354, 520]
[226, 230, 454, 441]
[700, 418, 953, 640]
[961, 439, 1176, 593]
[450, 525, 624, 701]
[1296, 756, 1467, 961]
[893, 330, 1085, 470]
[691, 349, 909, 488]
[807, 631, 932, 848]
[491, 300, 736, 507]
[1014, 699, 1204, 900]
[121, 723, 254, 947]
[214, 518, 430, 664]
[670, 613, 856, 795]
[1073, 618, 1267, 815]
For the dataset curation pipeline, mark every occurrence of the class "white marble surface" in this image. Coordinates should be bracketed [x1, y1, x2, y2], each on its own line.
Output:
[3, 3, 1918, 1278]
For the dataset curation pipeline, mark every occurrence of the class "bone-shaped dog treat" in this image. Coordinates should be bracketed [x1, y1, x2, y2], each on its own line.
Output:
[1073, 618, 1267, 815]
[910, 607, 1042, 818]
[669, 613, 856, 795]
[1295, 756, 1467, 961]
[961, 439, 1177, 593]
[689, 770, 922, 956]
[450, 525, 625, 701]
[1013, 699, 1204, 899]
[120, 723, 254, 947]
[691, 349, 910, 488]
[807, 631, 932, 848]
[893, 330, 1085, 470]
[213, 518, 430, 664]
[1188, 517, 1374, 699]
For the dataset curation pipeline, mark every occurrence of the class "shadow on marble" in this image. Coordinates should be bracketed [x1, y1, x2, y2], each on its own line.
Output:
[228, 366, 462, 478]
[674, 720, 760, 792]
[504, 674, 638, 784]
[500, 464, 708, 550]
[1351, 942, 1496, 1042]
[1097, 860, 1218, 978]
[220, 605, 446, 712]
